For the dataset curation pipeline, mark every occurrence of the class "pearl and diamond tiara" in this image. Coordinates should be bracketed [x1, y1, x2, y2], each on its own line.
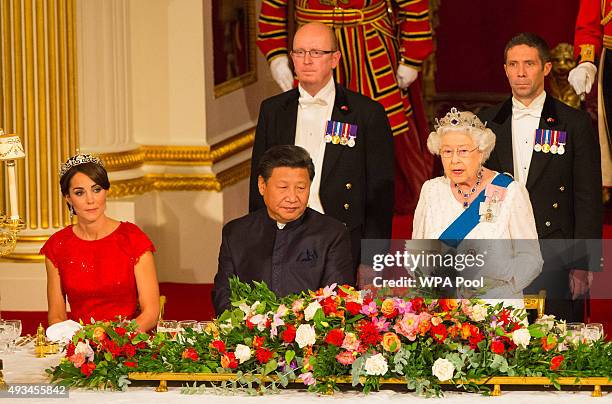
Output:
[59, 154, 104, 178]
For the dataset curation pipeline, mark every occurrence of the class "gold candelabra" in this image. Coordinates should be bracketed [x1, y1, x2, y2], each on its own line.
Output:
[0, 129, 26, 257]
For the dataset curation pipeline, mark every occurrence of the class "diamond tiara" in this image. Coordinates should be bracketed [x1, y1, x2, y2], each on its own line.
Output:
[434, 107, 487, 131]
[59, 154, 105, 178]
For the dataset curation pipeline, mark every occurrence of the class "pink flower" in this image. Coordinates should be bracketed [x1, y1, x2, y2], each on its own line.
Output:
[299, 372, 316, 386]
[395, 299, 414, 314]
[360, 301, 378, 316]
[69, 353, 86, 368]
[336, 351, 356, 365]
[372, 316, 390, 332]
[394, 313, 419, 341]
[341, 332, 360, 351]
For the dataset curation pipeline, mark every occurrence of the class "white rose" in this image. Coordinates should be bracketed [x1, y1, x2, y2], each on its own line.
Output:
[234, 344, 251, 364]
[432, 358, 455, 382]
[364, 353, 388, 376]
[535, 314, 556, 332]
[304, 301, 322, 321]
[469, 304, 487, 322]
[512, 328, 531, 348]
[75, 341, 94, 361]
[295, 324, 316, 348]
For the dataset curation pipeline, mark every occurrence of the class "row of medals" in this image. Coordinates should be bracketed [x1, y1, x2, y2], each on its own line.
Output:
[534, 142, 565, 155]
[324, 134, 356, 147]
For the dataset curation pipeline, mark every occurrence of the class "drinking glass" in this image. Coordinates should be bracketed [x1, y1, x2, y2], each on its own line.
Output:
[5, 319, 21, 352]
[566, 322, 585, 345]
[583, 323, 604, 342]
[178, 320, 197, 333]
[0, 321, 13, 353]
[157, 320, 179, 338]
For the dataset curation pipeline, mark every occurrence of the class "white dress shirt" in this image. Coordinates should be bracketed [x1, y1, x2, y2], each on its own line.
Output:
[295, 77, 335, 214]
[511, 91, 546, 185]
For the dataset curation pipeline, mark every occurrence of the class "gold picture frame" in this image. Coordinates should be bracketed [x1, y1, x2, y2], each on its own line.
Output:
[212, 0, 257, 98]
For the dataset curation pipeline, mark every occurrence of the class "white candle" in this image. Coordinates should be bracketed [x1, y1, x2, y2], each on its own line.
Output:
[6, 160, 19, 219]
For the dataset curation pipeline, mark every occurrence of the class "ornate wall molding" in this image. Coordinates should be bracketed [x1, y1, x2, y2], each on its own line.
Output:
[99, 127, 255, 171]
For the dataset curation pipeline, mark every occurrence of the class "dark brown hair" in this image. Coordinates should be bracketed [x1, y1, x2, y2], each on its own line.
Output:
[60, 163, 110, 196]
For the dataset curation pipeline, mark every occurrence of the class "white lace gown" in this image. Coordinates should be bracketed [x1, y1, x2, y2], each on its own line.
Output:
[411, 173, 543, 308]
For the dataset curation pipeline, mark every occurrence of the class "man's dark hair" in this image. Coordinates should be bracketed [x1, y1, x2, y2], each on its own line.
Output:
[504, 32, 551, 65]
[258, 145, 315, 182]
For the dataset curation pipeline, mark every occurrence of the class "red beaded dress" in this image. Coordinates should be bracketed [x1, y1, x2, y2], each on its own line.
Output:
[40, 221, 155, 323]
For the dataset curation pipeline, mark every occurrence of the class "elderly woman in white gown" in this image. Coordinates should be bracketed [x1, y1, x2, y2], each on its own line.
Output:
[412, 108, 543, 308]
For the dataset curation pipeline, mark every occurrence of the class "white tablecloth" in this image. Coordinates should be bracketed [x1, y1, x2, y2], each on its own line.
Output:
[2, 344, 610, 403]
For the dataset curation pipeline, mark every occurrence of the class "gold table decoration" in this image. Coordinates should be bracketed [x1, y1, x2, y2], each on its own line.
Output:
[127, 372, 611, 397]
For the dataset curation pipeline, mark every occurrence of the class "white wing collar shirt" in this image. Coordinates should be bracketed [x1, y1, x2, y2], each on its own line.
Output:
[511, 90, 546, 185]
[295, 77, 335, 214]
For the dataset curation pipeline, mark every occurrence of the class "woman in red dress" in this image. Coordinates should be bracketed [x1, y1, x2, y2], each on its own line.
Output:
[41, 154, 160, 332]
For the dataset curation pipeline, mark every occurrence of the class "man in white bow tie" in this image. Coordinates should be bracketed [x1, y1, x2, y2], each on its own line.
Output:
[479, 32, 602, 323]
[249, 22, 394, 272]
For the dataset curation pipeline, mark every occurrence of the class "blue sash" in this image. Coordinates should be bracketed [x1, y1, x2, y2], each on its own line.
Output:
[439, 173, 513, 247]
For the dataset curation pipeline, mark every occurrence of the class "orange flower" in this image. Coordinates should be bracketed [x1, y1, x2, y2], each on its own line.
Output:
[381, 299, 398, 318]
[460, 323, 472, 339]
[382, 332, 401, 352]
[92, 326, 106, 342]
[439, 299, 458, 313]
[541, 335, 557, 352]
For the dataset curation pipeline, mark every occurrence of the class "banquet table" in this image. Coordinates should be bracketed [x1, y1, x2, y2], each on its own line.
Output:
[1, 343, 610, 403]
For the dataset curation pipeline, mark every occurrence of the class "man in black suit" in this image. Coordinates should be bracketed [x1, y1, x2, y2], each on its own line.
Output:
[213, 145, 354, 315]
[479, 33, 602, 322]
[249, 22, 394, 269]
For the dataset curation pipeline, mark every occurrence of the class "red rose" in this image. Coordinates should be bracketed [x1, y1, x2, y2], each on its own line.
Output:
[124, 360, 137, 368]
[104, 340, 122, 358]
[182, 347, 199, 361]
[253, 336, 265, 349]
[281, 324, 296, 343]
[550, 355, 564, 371]
[221, 352, 239, 369]
[430, 324, 448, 344]
[114, 327, 127, 337]
[325, 329, 345, 346]
[410, 297, 424, 313]
[321, 297, 338, 316]
[438, 299, 458, 313]
[345, 301, 362, 316]
[469, 331, 484, 350]
[66, 342, 76, 357]
[210, 340, 226, 353]
[246, 318, 255, 330]
[123, 343, 136, 358]
[490, 340, 505, 354]
[80, 362, 96, 377]
[255, 348, 274, 364]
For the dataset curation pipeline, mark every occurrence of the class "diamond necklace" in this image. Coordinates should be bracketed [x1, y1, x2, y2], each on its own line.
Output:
[454, 168, 483, 209]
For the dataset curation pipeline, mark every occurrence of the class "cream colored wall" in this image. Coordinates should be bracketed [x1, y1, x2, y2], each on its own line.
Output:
[0, 0, 280, 311]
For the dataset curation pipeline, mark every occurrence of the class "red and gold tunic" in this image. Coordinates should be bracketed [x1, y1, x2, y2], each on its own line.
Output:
[257, 0, 434, 213]
[573, 0, 612, 62]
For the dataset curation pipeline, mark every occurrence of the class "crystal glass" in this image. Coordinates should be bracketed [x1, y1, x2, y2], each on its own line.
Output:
[0, 320, 13, 353]
[5, 319, 21, 352]
[566, 322, 585, 345]
[178, 320, 197, 333]
[583, 323, 604, 342]
[157, 320, 179, 338]
[197, 321, 211, 333]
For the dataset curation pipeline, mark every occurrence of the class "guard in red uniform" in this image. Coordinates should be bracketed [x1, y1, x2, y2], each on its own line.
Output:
[569, 0, 612, 186]
[257, 0, 434, 214]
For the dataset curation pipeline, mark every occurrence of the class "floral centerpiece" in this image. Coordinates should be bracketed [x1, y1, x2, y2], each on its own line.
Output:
[47, 278, 612, 396]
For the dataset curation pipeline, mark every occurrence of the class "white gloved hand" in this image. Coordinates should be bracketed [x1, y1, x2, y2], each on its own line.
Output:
[46, 320, 82, 343]
[396, 64, 419, 89]
[269, 56, 294, 92]
[568, 62, 597, 96]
